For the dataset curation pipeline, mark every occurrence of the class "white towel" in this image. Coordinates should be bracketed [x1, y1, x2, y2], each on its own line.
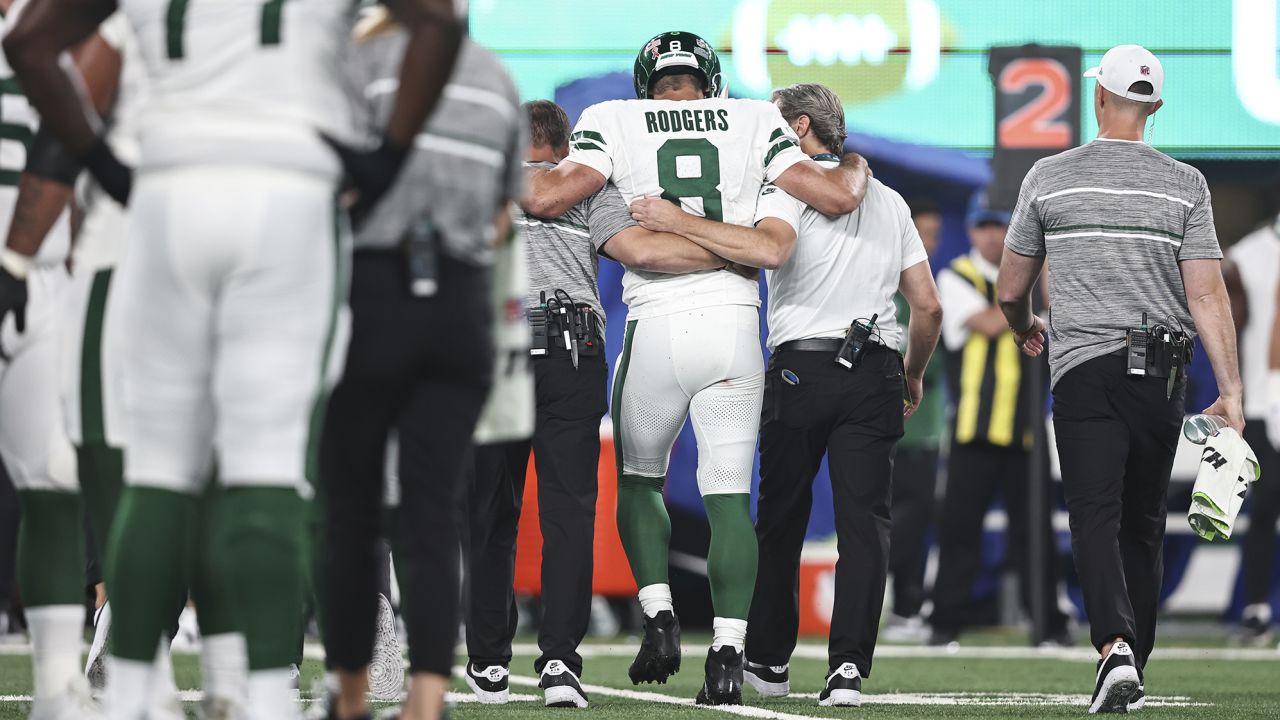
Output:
[1187, 428, 1261, 541]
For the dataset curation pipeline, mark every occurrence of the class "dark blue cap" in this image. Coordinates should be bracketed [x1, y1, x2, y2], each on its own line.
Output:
[967, 189, 1012, 227]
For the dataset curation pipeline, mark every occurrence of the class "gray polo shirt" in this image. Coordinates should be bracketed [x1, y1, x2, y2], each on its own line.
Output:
[348, 34, 524, 266]
[518, 162, 637, 321]
[1005, 138, 1222, 388]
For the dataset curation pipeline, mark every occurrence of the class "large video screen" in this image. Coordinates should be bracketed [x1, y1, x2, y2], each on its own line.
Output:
[472, 0, 1280, 158]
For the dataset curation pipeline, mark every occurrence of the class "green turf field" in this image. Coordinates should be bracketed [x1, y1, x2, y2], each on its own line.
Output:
[1, 636, 1279, 719]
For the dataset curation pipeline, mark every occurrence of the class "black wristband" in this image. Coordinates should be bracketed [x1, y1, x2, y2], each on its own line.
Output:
[24, 126, 83, 186]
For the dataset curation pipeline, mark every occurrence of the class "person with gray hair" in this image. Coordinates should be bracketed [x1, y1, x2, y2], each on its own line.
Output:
[770, 83, 848, 158]
[630, 82, 942, 707]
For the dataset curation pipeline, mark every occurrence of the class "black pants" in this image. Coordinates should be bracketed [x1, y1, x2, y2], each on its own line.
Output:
[746, 346, 903, 677]
[321, 251, 493, 676]
[460, 345, 607, 677]
[1242, 420, 1280, 606]
[929, 441, 1068, 641]
[1053, 354, 1183, 668]
[889, 446, 938, 618]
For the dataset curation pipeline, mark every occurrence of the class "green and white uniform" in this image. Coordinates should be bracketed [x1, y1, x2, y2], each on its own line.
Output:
[564, 97, 806, 631]
[102, 4, 358, 718]
[565, 97, 805, 494]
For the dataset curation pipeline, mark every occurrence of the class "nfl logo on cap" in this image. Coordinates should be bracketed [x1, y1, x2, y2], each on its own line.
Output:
[1084, 44, 1164, 102]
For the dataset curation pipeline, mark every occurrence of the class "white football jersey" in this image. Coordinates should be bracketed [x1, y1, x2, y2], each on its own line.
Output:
[565, 98, 807, 319]
[0, 3, 70, 267]
[120, 0, 357, 177]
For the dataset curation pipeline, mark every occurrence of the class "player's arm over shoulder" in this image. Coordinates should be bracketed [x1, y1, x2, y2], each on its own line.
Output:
[522, 102, 617, 219]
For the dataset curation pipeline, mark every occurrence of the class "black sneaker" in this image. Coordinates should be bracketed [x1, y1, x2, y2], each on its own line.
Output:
[540, 660, 589, 709]
[743, 660, 789, 697]
[464, 662, 510, 704]
[1089, 640, 1140, 714]
[695, 646, 743, 706]
[818, 662, 862, 707]
[628, 610, 682, 684]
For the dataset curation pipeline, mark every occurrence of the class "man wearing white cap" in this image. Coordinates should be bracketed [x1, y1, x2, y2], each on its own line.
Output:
[995, 45, 1243, 714]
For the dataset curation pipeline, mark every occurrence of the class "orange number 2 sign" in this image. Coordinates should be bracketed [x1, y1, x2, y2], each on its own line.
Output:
[998, 58, 1072, 149]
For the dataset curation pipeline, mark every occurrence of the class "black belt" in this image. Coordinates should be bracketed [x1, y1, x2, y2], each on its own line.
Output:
[776, 338, 891, 355]
[776, 338, 845, 353]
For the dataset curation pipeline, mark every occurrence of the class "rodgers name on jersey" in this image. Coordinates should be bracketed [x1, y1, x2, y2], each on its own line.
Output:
[565, 97, 807, 319]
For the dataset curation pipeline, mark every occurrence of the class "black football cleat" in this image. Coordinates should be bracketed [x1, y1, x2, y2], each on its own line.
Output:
[695, 645, 743, 706]
[628, 610, 682, 684]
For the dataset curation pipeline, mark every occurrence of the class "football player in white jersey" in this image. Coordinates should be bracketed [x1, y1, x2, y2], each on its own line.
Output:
[9, 13, 195, 719]
[524, 31, 869, 706]
[0, 2, 117, 717]
[5, 1, 464, 719]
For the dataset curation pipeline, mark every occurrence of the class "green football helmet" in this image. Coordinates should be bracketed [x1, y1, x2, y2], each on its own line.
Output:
[633, 30, 724, 100]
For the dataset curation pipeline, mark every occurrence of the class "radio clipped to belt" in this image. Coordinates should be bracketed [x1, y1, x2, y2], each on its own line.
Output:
[1125, 312, 1193, 399]
[529, 289, 602, 370]
[835, 313, 880, 371]
[405, 216, 439, 298]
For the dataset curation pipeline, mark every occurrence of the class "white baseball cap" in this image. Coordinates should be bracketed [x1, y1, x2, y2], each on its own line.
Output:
[1084, 44, 1163, 102]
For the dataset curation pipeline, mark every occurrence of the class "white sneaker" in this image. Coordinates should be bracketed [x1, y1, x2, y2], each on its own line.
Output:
[29, 678, 104, 720]
[464, 663, 510, 704]
[367, 594, 404, 701]
[85, 603, 111, 693]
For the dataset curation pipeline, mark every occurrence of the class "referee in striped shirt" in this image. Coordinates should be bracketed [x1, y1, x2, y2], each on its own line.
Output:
[997, 45, 1243, 714]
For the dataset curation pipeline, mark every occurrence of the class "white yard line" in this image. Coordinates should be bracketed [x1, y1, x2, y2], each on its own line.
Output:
[788, 692, 1209, 707]
[0, 691, 537, 705]
[505, 673, 840, 720]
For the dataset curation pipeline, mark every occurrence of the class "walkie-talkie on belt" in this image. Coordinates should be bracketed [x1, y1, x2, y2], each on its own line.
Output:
[836, 313, 878, 370]
[1126, 312, 1149, 377]
[530, 291, 550, 356]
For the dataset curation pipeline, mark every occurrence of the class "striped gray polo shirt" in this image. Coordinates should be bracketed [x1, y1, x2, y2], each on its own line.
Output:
[348, 34, 525, 266]
[517, 162, 636, 322]
[1005, 138, 1222, 388]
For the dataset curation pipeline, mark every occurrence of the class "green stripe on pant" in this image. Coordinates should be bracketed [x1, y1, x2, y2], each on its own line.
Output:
[612, 320, 673, 589]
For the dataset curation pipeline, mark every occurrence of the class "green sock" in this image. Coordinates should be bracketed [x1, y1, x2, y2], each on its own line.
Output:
[190, 481, 236, 637]
[77, 444, 123, 557]
[207, 486, 305, 670]
[616, 474, 671, 588]
[703, 493, 758, 620]
[105, 486, 196, 661]
[16, 491, 85, 607]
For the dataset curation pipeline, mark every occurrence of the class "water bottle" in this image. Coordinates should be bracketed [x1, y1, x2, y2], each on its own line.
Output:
[1183, 414, 1228, 445]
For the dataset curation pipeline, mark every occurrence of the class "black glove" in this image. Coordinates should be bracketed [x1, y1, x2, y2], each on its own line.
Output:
[81, 136, 133, 206]
[0, 265, 27, 334]
[323, 133, 410, 227]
